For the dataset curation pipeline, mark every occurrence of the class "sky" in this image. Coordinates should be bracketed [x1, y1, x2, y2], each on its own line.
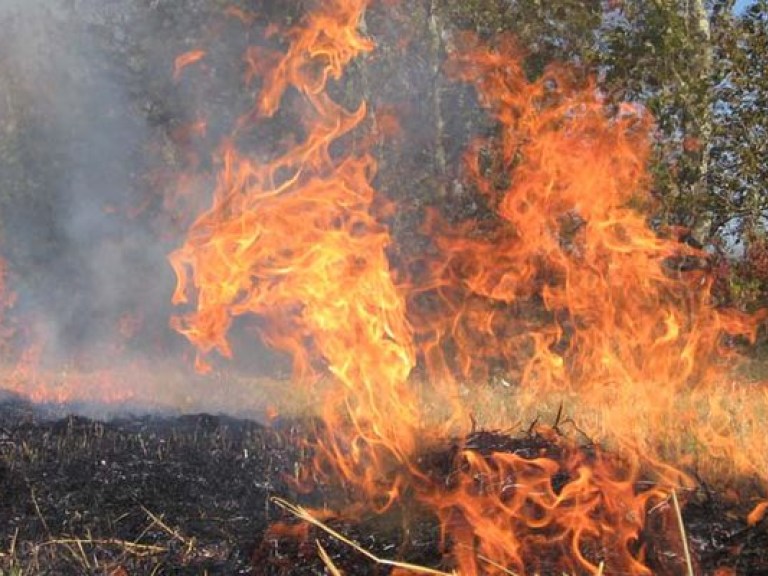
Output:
[734, 0, 757, 14]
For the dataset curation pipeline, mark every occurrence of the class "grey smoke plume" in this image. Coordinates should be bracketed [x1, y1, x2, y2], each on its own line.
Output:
[0, 0, 300, 416]
[0, 0, 208, 363]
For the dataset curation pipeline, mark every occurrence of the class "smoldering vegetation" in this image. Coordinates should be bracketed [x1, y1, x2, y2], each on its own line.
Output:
[0, 402, 303, 574]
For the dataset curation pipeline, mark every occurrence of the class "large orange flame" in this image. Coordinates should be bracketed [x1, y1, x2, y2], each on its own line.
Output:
[170, 3, 768, 574]
[411, 34, 766, 464]
[169, 0, 422, 503]
[421, 35, 768, 488]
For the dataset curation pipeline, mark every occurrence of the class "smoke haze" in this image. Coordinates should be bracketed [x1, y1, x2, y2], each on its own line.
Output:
[0, 0, 468, 417]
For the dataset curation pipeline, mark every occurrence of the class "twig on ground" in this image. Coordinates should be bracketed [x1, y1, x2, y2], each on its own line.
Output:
[27, 484, 51, 537]
[26, 481, 93, 569]
[317, 540, 344, 576]
[140, 505, 189, 546]
[272, 497, 455, 575]
[277, 498, 607, 576]
[474, 551, 519, 575]
[38, 538, 167, 556]
[74, 538, 92, 571]
[9, 526, 19, 558]
[671, 489, 694, 576]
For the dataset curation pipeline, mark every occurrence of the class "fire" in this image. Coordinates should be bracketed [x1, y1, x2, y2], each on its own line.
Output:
[5, 337, 135, 406]
[421, 439, 675, 575]
[173, 49, 206, 82]
[411, 34, 767, 476]
[169, 0, 421, 497]
[748, 500, 768, 526]
[169, 2, 768, 574]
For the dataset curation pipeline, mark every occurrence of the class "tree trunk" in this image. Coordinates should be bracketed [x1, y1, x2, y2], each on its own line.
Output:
[689, 0, 716, 242]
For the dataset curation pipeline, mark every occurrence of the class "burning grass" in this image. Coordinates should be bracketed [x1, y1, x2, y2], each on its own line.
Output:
[0, 363, 311, 421]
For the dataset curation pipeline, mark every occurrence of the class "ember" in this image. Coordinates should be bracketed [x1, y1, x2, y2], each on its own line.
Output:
[173, 49, 206, 82]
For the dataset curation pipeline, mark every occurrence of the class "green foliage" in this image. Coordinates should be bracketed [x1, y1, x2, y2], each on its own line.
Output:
[710, 0, 768, 239]
[439, 0, 602, 74]
[438, 0, 768, 309]
[599, 2, 713, 230]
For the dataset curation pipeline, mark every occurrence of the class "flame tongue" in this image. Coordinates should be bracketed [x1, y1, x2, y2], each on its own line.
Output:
[170, 0, 421, 493]
[418, 35, 755, 394]
[424, 438, 668, 576]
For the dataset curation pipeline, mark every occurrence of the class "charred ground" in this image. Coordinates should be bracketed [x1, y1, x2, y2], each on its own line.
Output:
[0, 399, 765, 575]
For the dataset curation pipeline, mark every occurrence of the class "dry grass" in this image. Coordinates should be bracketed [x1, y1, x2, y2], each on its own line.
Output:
[672, 489, 695, 576]
[276, 497, 616, 576]
[273, 497, 456, 575]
